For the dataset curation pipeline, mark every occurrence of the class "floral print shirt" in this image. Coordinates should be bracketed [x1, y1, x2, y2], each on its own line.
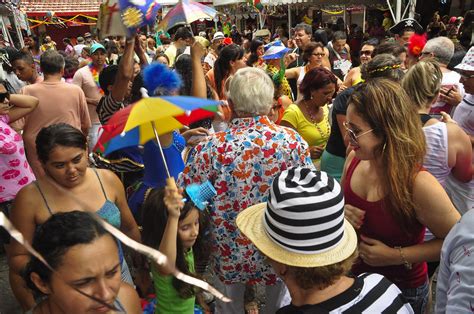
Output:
[179, 116, 313, 285]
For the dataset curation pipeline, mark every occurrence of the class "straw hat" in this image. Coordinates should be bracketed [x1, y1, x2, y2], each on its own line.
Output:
[236, 167, 357, 267]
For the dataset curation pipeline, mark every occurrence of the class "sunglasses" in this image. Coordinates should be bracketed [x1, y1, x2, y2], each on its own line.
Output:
[360, 50, 373, 56]
[312, 53, 325, 57]
[343, 121, 373, 143]
[0, 92, 10, 103]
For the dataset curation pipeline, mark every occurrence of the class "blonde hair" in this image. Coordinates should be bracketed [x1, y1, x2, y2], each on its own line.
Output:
[348, 79, 426, 232]
[402, 59, 443, 110]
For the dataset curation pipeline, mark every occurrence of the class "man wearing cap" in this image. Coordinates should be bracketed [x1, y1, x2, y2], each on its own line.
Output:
[237, 167, 414, 313]
[72, 42, 107, 150]
[445, 46, 474, 215]
[165, 27, 193, 67]
[420, 37, 464, 115]
[203, 31, 224, 73]
[84, 32, 95, 46]
[254, 29, 271, 44]
[389, 18, 424, 45]
[73, 36, 86, 56]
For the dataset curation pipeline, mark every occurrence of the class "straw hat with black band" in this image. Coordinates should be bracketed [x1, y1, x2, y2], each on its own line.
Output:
[236, 167, 357, 267]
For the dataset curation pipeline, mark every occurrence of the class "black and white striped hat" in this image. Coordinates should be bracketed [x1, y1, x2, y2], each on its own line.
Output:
[237, 167, 357, 267]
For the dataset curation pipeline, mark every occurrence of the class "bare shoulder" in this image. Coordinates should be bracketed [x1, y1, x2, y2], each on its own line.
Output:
[14, 181, 41, 207]
[117, 283, 141, 314]
[413, 170, 440, 191]
[95, 168, 120, 182]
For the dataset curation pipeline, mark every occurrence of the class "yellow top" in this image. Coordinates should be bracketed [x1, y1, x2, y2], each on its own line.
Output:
[282, 104, 331, 157]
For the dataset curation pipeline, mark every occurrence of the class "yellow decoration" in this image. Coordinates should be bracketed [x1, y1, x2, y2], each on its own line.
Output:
[121, 7, 143, 28]
[28, 14, 98, 29]
[321, 9, 344, 15]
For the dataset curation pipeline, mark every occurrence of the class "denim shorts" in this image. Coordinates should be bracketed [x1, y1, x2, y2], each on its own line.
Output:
[400, 279, 429, 314]
[0, 200, 13, 245]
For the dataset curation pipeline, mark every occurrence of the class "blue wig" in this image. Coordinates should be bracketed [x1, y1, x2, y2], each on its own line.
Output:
[143, 62, 182, 96]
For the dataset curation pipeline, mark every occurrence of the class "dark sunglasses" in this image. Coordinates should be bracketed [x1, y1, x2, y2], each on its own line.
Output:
[0, 92, 10, 103]
[360, 50, 373, 56]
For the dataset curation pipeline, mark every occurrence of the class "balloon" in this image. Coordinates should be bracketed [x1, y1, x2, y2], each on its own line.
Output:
[118, 0, 160, 35]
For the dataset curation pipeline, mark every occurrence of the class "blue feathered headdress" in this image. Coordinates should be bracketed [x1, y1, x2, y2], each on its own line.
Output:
[142, 62, 182, 96]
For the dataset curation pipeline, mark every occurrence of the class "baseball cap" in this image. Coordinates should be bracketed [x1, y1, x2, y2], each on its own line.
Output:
[90, 43, 106, 54]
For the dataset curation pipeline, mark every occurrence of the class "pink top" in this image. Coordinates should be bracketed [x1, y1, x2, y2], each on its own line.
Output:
[0, 115, 35, 202]
[72, 65, 102, 124]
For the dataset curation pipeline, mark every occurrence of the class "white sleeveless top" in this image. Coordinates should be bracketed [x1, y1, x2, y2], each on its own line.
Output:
[423, 122, 450, 187]
[296, 66, 306, 103]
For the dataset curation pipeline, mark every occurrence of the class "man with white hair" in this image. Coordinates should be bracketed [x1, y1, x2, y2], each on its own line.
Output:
[420, 36, 464, 115]
[179, 67, 314, 314]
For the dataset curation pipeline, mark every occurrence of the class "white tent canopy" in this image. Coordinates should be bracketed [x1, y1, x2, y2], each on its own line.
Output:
[213, 0, 245, 6]
[260, 0, 416, 23]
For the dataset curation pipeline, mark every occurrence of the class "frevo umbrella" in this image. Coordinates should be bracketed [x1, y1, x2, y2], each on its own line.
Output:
[94, 95, 219, 176]
[157, 0, 219, 32]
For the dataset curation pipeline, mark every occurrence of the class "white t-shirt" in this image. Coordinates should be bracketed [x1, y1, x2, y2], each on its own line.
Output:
[74, 44, 86, 56]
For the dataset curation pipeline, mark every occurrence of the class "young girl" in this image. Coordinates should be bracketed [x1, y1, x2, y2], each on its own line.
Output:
[141, 179, 210, 314]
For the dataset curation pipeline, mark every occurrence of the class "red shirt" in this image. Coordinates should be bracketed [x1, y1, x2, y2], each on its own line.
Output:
[344, 157, 427, 289]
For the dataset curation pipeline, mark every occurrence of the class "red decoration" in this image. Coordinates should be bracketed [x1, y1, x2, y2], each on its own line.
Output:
[408, 33, 427, 57]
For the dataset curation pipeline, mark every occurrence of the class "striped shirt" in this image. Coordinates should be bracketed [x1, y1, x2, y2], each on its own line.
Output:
[96, 93, 124, 125]
[276, 273, 413, 314]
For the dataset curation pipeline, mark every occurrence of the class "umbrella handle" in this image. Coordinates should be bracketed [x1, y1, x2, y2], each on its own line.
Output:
[151, 121, 172, 179]
[166, 177, 177, 190]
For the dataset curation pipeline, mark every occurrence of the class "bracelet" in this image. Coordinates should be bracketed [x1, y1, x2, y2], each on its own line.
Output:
[395, 246, 412, 270]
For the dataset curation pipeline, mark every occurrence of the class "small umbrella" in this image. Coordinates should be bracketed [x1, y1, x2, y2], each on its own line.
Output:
[157, 0, 219, 32]
[94, 95, 219, 176]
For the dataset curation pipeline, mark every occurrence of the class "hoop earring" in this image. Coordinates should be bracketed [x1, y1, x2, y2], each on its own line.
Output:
[382, 142, 387, 155]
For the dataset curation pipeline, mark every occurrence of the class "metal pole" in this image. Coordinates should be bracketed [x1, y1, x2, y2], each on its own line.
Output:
[386, 0, 397, 23]
[396, 0, 402, 23]
[151, 121, 171, 178]
[362, 5, 366, 34]
[288, 5, 291, 36]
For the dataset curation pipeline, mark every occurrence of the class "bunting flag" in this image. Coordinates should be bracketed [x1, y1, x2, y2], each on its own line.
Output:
[248, 0, 263, 12]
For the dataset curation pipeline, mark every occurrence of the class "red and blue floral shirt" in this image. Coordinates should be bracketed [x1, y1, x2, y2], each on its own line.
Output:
[179, 116, 313, 285]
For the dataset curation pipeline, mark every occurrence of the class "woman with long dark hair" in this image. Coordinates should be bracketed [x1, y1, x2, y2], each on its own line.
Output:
[245, 39, 264, 68]
[206, 44, 247, 100]
[342, 79, 460, 313]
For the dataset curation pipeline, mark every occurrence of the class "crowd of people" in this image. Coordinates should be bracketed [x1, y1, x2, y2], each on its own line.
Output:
[0, 7, 473, 314]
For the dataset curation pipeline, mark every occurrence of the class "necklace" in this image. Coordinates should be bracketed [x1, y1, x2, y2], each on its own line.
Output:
[304, 102, 331, 140]
[88, 62, 106, 95]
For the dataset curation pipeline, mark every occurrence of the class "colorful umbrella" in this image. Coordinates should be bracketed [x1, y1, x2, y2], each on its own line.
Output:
[94, 96, 219, 156]
[157, 0, 219, 31]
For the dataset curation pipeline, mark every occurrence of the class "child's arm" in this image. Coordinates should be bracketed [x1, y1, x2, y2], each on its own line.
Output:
[157, 178, 184, 275]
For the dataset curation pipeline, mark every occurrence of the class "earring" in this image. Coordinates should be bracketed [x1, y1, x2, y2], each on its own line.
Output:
[382, 142, 387, 154]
